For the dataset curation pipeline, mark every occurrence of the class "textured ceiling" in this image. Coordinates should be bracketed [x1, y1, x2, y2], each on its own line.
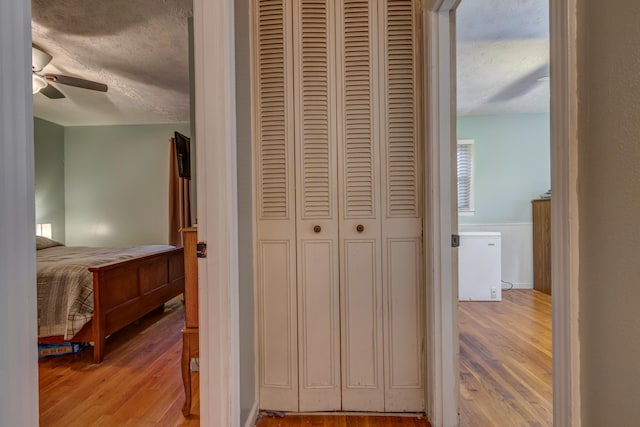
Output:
[31, 0, 192, 126]
[31, 0, 547, 126]
[456, 0, 550, 116]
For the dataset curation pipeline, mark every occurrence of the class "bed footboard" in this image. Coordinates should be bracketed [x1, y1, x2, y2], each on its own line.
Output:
[87, 247, 185, 363]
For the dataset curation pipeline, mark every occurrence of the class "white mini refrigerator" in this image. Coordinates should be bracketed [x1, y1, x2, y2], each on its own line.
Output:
[458, 231, 502, 301]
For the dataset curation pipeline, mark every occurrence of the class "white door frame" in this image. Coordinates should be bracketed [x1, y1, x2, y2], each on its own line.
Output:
[423, 0, 581, 426]
[193, 0, 241, 426]
[422, 1, 461, 425]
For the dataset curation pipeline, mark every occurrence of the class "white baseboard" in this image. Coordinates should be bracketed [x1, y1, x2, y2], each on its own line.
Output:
[244, 400, 260, 427]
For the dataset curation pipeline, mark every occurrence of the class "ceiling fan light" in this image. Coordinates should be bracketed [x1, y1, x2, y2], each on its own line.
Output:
[32, 74, 47, 94]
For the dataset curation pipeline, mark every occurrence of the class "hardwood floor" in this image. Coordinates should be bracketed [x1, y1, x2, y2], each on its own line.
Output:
[39, 297, 199, 427]
[459, 289, 552, 427]
[255, 414, 431, 427]
[39, 290, 549, 427]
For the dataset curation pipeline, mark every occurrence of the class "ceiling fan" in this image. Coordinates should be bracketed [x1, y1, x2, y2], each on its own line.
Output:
[487, 62, 549, 103]
[32, 45, 108, 99]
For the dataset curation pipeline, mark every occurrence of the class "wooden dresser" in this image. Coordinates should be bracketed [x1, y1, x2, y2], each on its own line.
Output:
[180, 227, 199, 416]
[532, 199, 551, 295]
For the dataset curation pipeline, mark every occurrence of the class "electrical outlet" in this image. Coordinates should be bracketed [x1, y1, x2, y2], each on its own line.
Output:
[491, 287, 497, 299]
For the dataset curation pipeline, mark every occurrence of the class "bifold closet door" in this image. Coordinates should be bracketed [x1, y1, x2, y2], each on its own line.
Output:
[335, 0, 385, 411]
[292, 0, 342, 412]
[255, 0, 299, 412]
[379, 0, 424, 412]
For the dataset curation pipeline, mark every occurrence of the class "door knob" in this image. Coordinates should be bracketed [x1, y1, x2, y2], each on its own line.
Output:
[314, 225, 322, 233]
[356, 224, 364, 233]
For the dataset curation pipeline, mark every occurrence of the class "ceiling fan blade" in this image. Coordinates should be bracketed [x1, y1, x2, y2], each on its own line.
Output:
[46, 74, 108, 92]
[488, 63, 549, 102]
[39, 84, 66, 99]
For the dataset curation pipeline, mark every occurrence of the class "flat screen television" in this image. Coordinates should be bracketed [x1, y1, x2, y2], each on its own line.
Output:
[174, 131, 191, 180]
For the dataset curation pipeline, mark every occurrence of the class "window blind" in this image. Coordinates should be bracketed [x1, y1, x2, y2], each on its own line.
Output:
[457, 141, 473, 211]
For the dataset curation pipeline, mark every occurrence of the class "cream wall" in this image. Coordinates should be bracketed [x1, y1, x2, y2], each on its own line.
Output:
[64, 123, 190, 247]
[579, 0, 640, 424]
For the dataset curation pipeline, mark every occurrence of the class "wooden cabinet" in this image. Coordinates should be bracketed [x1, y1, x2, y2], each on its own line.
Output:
[532, 199, 551, 295]
[180, 227, 199, 416]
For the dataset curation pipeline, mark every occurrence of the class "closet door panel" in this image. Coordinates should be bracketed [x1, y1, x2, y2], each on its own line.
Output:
[258, 241, 296, 387]
[336, 0, 384, 411]
[298, 239, 340, 409]
[379, 0, 425, 412]
[384, 237, 423, 409]
[255, 0, 299, 411]
[293, 0, 341, 411]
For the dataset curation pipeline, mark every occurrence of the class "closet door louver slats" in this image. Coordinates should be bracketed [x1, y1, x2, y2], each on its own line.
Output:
[300, 0, 332, 219]
[258, 0, 289, 219]
[383, 0, 418, 218]
[342, 0, 375, 219]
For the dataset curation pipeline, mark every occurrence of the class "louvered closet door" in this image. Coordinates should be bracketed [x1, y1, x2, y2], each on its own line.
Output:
[255, 0, 424, 413]
[378, 0, 424, 412]
[254, 0, 299, 412]
[292, 0, 342, 412]
[336, 0, 385, 411]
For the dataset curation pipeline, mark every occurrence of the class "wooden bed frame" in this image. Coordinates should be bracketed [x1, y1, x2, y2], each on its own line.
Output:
[39, 247, 185, 363]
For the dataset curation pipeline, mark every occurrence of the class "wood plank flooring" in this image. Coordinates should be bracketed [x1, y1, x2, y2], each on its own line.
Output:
[255, 414, 431, 427]
[39, 297, 199, 427]
[39, 289, 550, 427]
[459, 289, 552, 427]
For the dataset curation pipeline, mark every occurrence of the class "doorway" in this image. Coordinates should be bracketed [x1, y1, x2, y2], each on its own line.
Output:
[454, 1, 552, 424]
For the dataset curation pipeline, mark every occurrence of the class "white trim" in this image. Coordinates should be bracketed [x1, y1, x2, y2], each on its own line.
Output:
[550, 0, 581, 425]
[243, 400, 260, 427]
[423, 1, 460, 426]
[193, 0, 241, 425]
[0, 0, 39, 425]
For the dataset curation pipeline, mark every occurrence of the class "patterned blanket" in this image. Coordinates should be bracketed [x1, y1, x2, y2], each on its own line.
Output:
[36, 244, 174, 339]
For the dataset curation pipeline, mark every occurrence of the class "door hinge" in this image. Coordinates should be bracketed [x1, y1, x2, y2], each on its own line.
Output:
[196, 242, 207, 258]
[451, 234, 460, 248]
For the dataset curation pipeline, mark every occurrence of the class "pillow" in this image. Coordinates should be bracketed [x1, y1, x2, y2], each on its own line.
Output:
[36, 236, 64, 250]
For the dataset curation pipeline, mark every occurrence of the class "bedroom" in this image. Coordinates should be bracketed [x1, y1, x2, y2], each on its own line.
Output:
[31, 0, 197, 422]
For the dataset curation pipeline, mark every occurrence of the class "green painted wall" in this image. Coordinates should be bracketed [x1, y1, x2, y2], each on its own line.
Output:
[64, 123, 190, 247]
[34, 117, 66, 242]
[457, 113, 550, 224]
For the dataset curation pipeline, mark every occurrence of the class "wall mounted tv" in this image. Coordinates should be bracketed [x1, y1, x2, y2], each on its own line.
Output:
[174, 131, 191, 180]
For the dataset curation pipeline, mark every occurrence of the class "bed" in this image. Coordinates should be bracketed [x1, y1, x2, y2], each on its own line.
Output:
[36, 236, 185, 363]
